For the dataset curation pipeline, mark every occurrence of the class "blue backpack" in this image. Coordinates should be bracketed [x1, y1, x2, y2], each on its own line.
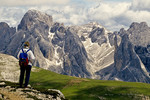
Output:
[19, 49, 30, 66]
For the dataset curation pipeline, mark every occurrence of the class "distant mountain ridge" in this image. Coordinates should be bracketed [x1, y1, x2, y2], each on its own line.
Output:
[0, 10, 150, 83]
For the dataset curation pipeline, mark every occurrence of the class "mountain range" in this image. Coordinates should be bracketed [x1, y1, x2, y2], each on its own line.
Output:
[0, 10, 150, 83]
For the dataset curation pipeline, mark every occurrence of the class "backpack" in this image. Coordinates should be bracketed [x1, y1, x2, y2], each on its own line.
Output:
[19, 49, 30, 67]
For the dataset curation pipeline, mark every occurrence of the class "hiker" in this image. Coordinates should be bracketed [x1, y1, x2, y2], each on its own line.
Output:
[17, 41, 35, 88]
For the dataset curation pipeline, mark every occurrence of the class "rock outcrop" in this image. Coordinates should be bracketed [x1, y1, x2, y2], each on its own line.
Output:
[89, 27, 106, 45]
[0, 53, 19, 82]
[0, 82, 65, 100]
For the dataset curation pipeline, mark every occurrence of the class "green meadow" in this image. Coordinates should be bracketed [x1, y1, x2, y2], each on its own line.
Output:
[28, 67, 150, 100]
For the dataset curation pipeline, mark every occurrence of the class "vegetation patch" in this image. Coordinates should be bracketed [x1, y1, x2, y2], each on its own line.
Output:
[29, 67, 150, 100]
[1, 67, 150, 100]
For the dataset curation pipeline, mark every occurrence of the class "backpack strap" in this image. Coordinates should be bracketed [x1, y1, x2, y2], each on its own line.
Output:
[26, 49, 30, 53]
[22, 49, 30, 53]
[22, 49, 24, 53]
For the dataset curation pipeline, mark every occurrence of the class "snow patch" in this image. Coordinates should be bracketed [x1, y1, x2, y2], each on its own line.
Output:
[45, 57, 63, 70]
[23, 34, 25, 38]
[83, 37, 114, 75]
[138, 56, 150, 77]
[48, 30, 54, 40]
[44, 46, 63, 70]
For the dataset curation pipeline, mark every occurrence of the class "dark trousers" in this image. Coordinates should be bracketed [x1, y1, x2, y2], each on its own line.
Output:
[19, 65, 32, 87]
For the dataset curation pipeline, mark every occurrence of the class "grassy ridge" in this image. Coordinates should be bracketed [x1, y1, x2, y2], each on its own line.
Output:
[30, 67, 150, 100]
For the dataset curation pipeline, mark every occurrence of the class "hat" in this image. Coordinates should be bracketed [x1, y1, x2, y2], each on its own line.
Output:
[24, 41, 30, 47]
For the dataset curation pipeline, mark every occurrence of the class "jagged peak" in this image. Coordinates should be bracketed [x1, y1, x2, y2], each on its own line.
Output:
[88, 22, 101, 26]
[18, 9, 53, 31]
[0, 22, 9, 28]
[0, 22, 16, 34]
[25, 9, 51, 18]
[24, 9, 53, 23]
[27, 9, 42, 13]
[129, 22, 149, 29]
[83, 22, 104, 29]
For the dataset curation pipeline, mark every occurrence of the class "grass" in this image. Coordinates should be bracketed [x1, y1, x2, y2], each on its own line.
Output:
[29, 67, 150, 100]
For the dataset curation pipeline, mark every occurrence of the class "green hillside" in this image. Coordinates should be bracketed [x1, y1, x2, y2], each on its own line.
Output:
[29, 67, 150, 100]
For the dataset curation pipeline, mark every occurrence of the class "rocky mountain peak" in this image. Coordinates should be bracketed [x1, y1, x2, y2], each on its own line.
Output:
[18, 9, 53, 31]
[0, 22, 9, 29]
[86, 22, 103, 28]
[129, 22, 149, 31]
[112, 33, 150, 82]
[0, 22, 16, 51]
[0, 22, 16, 33]
[118, 28, 128, 36]
[127, 22, 150, 47]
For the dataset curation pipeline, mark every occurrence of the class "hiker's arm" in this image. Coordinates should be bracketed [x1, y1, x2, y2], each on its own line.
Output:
[29, 51, 35, 63]
[17, 50, 21, 59]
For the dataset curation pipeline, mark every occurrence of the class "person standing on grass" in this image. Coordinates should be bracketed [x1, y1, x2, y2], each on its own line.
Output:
[17, 41, 35, 88]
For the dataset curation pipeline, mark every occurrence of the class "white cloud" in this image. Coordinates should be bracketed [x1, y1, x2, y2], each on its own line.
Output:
[0, 7, 26, 27]
[63, 6, 76, 14]
[0, 0, 70, 6]
[87, 2, 131, 30]
[69, 14, 87, 25]
[125, 10, 150, 22]
[1, 0, 150, 31]
[86, 0, 102, 2]
[86, 1, 150, 31]
[131, 0, 150, 11]
[89, 3, 122, 20]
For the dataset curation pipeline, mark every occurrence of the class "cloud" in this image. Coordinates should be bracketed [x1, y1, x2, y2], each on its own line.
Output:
[1, 0, 150, 32]
[125, 10, 150, 22]
[131, 0, 150, 11]
[87, 2, 131, 30]
[86, 0, 102, 2]
[86, 1, 150, 31]
[88, 3, 130, 20]
[0, 7, 26, 27]
[0, 0, 70, 6]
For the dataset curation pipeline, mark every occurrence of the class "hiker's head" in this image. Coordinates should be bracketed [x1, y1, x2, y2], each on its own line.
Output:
[24, 41, 30, 48]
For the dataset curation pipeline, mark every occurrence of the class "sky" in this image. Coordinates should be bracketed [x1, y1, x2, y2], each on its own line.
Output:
[0, 0, 150, 31]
